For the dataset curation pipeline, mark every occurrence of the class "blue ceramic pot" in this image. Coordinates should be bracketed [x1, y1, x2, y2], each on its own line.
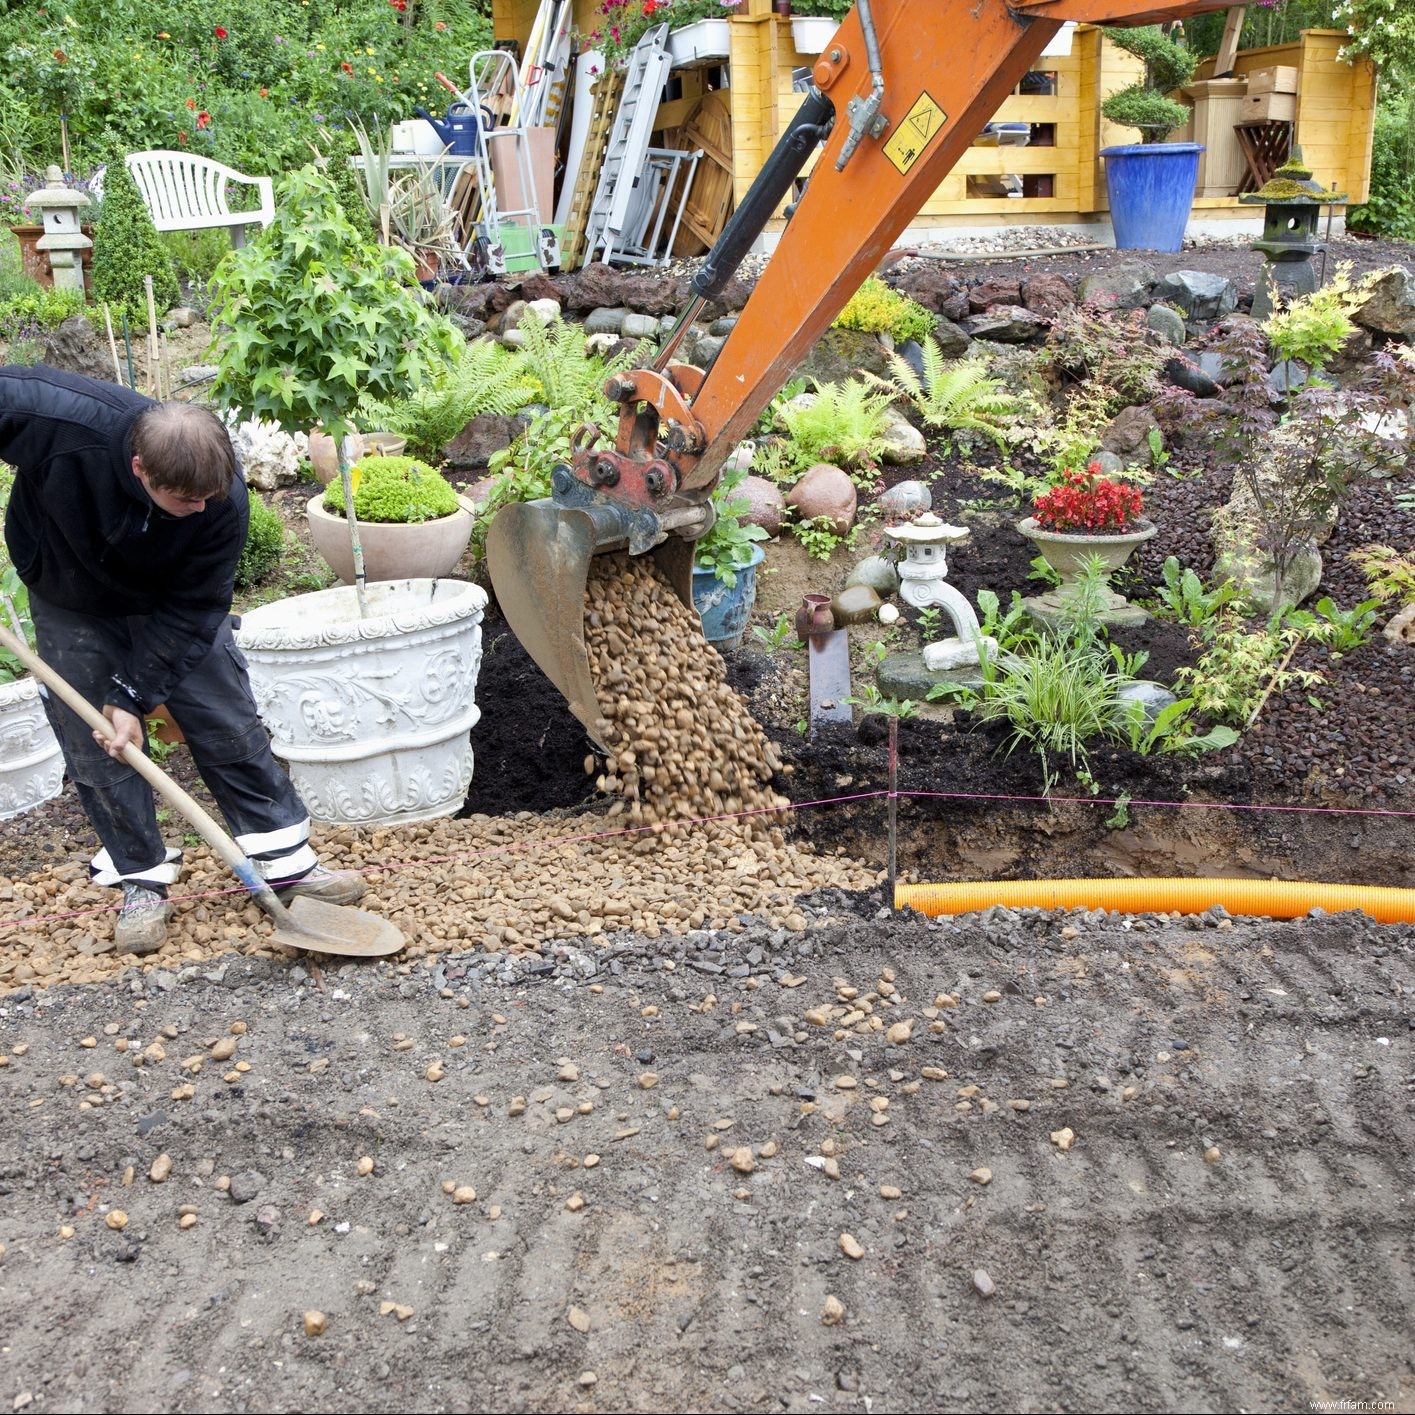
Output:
[691, 543, 766, 653]
[1100, 142, 1203, 253]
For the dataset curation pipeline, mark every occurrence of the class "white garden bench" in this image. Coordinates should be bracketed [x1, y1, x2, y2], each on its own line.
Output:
[124, 151, 275, 246]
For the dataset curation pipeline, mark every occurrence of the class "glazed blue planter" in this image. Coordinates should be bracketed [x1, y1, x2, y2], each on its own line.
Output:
[692, 543, 766, 653]
[1101, 142, 1203, 253]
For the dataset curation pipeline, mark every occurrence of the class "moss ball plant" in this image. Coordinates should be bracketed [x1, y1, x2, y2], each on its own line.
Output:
[90, 162, 181, 323]
[321, 454, 459, 524]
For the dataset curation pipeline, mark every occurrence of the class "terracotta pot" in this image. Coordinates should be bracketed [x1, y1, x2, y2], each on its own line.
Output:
[307, 493, 474, 584]
[8, 225, 51, 287]
[307, 430, 409, 487]
[794, 593, 834, 640]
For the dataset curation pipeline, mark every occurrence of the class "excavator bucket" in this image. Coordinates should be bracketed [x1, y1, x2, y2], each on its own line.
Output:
[485, 496, 696, 750]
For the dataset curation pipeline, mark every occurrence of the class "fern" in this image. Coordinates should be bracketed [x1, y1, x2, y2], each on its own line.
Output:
[779, 378, 895, 477]
[368, 338, 539, 462]
[512, 310, 635, 419]
[866, 342, 1022, 449]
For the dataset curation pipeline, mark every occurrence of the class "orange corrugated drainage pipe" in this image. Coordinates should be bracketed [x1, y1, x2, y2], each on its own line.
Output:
[894, 877, 1415, 925]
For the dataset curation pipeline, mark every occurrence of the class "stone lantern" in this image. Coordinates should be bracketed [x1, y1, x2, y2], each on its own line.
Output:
[881, 512, 996, 671]
[29, 165, 91, 296]
[1240, 150, 1344, 320]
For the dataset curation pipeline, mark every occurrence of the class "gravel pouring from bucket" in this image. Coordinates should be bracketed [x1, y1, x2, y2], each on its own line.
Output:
[0, 620, 404, 959]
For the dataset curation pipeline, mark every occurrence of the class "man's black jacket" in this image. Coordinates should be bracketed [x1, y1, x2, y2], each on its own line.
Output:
[0, 365, 249, 714]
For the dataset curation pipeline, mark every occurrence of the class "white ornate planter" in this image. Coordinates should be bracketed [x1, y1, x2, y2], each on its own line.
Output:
[0, 675, 64, 821]
[791, 16, 837, 54]
[235, 578, 488, 826]
[668, 18, 731, 67]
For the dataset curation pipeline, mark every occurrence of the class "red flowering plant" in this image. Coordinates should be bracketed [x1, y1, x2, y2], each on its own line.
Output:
[588, 0, 742, 67]
[1031, 461, 1145, 534]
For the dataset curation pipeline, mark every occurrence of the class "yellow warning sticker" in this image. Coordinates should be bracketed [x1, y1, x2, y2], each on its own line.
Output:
[883, 91, 948, 175]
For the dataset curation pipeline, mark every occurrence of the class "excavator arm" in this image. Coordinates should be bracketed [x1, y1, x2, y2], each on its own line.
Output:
[486, 0, 1233, 744]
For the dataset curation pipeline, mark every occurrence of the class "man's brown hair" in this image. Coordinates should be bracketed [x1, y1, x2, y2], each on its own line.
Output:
[131, 403, 236, 501]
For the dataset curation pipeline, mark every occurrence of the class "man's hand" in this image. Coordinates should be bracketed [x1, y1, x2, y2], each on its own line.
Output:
[96, 705, 145, 761]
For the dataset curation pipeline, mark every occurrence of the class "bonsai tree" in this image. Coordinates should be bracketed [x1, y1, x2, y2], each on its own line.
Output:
[90, 161, 180, 324]
[206, 164, 461, 613]
[1101, 25, 1197, 143]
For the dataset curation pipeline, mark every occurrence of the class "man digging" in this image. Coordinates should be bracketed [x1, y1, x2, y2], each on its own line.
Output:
[0, 365, 366, 954]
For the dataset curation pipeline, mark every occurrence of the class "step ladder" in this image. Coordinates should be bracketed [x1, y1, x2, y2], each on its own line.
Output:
[562, 68, 624, 269]
[601, 147, 703, 267]
[582, 24, 673, 266]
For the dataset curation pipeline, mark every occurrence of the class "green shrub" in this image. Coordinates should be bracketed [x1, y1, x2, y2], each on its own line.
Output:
[1100, 26, 1197, 142]
[1347, 95, 1415, 240]
[235, 492, 285, 590]
[90, 162, 180, 323]
[835, 276, 937, 344]
[321, 454, 458, 524]
[0, 283, 85, 330]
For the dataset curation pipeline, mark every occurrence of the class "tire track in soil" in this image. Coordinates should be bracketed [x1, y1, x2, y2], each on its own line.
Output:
[0, 909, 1410, 1412]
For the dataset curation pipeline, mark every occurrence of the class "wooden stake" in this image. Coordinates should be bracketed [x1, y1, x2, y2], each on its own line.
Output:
[1214, 7, 1246, 77]
[103, 303, 124, 386]
[160, 332, 172, 404]
[144, 276, 161, 399]
[59, 113, 71, 174]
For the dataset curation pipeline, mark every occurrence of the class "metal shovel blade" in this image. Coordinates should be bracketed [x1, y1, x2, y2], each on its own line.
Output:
[486, 498, 697, 750]
[270, 896, 406, 957]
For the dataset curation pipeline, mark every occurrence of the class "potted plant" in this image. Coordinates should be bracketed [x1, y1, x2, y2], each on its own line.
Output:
[308, 454, 475, 583]
[0, 564, 65, 820]
[1016, 461, 1156, 621]
[790, 0, 852, 56]
[1099, 25, 1202, 252]
[209, 165, 487, 827]
[691, 465, 771, 652]
[664, 0, 742, 67]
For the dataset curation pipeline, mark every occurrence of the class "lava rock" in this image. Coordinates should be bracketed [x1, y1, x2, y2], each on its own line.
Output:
[560, 263, 625, 313]
[969, 277, 1021, 313]
[1021, 273, 1076, 317]
[1077, 259, 1156, 311]
[931, 316, 972, 359]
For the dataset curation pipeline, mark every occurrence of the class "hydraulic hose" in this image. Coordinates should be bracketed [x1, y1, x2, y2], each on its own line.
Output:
[894, 877, 1415, 925]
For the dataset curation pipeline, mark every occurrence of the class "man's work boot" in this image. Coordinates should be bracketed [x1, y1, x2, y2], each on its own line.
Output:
[115, 883, 173, 955]
[273, 864, 367, 907]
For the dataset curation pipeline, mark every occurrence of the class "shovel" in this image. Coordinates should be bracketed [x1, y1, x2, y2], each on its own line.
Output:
[0, 620, 405, 958]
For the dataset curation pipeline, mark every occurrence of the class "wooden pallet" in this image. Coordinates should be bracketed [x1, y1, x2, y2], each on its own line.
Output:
[563, 69, 625, 270]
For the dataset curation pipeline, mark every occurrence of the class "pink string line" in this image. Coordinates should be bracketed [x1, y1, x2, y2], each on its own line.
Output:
[2, 783, 1411, 934]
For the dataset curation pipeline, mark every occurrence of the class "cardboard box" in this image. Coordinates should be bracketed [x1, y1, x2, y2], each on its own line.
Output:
[487, 126, 557, 224]
[1246, 65, 1298, 95]
[1241, 91, 1296, 123]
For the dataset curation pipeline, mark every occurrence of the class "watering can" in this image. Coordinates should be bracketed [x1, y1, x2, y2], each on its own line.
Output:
[413, 103, 491, 156]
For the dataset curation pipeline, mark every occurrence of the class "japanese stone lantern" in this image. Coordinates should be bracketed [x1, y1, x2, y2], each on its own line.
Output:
[882, 512, 996, 671]
[29, 165, 91, 295]
[1240, 150, 1344, 320]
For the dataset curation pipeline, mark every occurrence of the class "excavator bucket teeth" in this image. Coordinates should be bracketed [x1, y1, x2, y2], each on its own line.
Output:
[485, 499, 697, 750]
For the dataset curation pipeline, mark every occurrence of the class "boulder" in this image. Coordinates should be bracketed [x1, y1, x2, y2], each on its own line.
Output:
[891, 265, 966, 315]
[1100, 405, 1161, 465]
[931, 316, 972, 359]
[1164, 351, 1226, 399]
[968, 277, 1021, 313]
[1153, 270, 1238, 326]
[440, 282, 514, 322]
[621, 312, 661, 340]
[525, 297, 562, 326]
[1020, 273, 1076, 318]
[40, 317, 110, 381]
[1211, 462, 1332, 614]
[514, 272, 562, 305]
[877, 650, 988, 700]
[831, 584, 882, 624]
[163, 307, 198, 330]
[961, 305, 1046, 343]
[1090, 450, 1126, 478]
[1326, 324, 1374, 380]
[1352, 266, 1415, 339]
[845, 554, 901, 597]
[877, 479, 931, 517]
[709, 314, 739, 337]
[878, 405, 927, 464]
[703, 274, 754, 315]
[896, 339, 925, 378]
[459, 474, 498, 510]
[1077, 259, 1156, 311]
[584, 306, 627, 336]
[619, 272, 686, 316]
[1145, 304, 1187, 348]
[797, 327, 894, 384]
[443, 413, 522, 470]
[688, 331, 727, 368]
[740, 474, 785, 538]
[787, 463, 858, 536]
[490, 299, 527, 333]
[560, 262, 625, 313]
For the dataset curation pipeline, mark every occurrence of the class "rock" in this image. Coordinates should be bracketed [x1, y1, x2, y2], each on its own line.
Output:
[886, 1021, 912, 1044]
[490, 298, 527, 335]
[1213, 465, 1329, 613]
[922, 636, 993, 672]
[561, 264, 625, 314]
[973, 1269, 997, 1298]
[877, 480, 931, 518]
[845, 554, 901, 597]
[1145, 304, 1187, 347]
[619, 272, 686, 316]
[822, 1294, 846, 1325]
[1090, 450, 1125, 478]
[1154, 270, 1238, 326]
[1164, 351, 1226, 398]
[1204, 1145, 1222, 1164]
[1326, 324, 1374, 380]
[838, 1232, 865, 1260]
[799, 326, 894, 384]
[525, 297, 562, 326]
[583, 306, 628, 337]
[637, 1071, 658, 1089]
[962, 305, 1046, 343]
[896, 338, 926, 378]
[740, 475, 785, 537]
[1100, 405, 1161, 465]
[730, 1147, 756, 1174]
[40, 316, 110, 381]
[1268, 359, 1310, 395]
[514, 272, 562, 305]
[787, 464, 858, 536]
[356, 1156, 375, 1177]
[149, 1154, 172, 1183]
[1383, 602, 1415, 646]
[621, 312, 661, 340]
[443, 412, 521, 469]
[565, 1192, 586, 1212]
[164, 307, 198, 329]
[831, 584, 883, 625]
[304, 1310, 327, 1337]
[1021, 273, 1076, 317]
[968, 277, 1021, 313]
[1050, 1127, 1075, 1151]
[229, 1170, 265, 1204]
[930, 316, 972, 359]
[970, 1167, 992, 1185]
[453, 1185, 476, 1204]
[105, 1210, 128, 1231]
[567, 1305, 592, 1333]
[878, 405, 927, 464]
[890, 265, 965, 315]
[688, 331, 727, 368]
[877, 650, 988, 701]
[1114, 679, 1178, 726]
[210, 1036, 237, 1061]
[1078, 259, 1156, 311]
[1352, 266, 1415, 338]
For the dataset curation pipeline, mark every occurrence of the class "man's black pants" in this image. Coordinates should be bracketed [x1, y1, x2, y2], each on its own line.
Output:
[30, 594, 318, 890]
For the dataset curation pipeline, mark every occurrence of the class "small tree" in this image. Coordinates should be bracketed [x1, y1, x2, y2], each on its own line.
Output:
[90, 162, 180, 324]
[206, 164, 461, 613]
[1101, 26, 1197, 143]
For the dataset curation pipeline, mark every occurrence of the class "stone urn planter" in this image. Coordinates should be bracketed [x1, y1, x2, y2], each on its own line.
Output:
[0, 675, 65, 820]
[1016, 516, 1156, 627]
[234, 577, 488, 826]
[307, 493, 474, 584]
